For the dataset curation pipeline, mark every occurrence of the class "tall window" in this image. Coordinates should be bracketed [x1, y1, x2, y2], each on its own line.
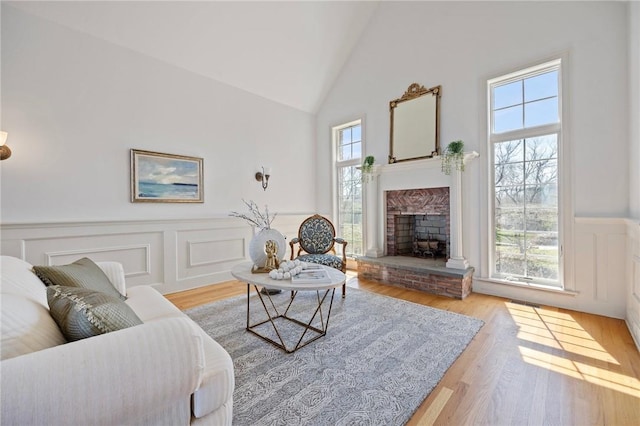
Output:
[334, 120, 363, 258]
[488, 59, 562, 287]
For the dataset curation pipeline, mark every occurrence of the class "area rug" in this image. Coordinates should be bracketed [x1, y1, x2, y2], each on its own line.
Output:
[185, 287, 483, 426]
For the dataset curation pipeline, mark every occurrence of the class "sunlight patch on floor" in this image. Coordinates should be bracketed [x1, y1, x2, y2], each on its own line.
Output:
[506, 301, 640, 398]
[506, 303, 618, 364]
[519, 346, 640, 398]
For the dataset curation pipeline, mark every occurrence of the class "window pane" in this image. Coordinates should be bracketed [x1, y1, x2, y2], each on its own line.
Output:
[353, 212, 362, 225]
[495, 207, 524, 231]
[526, 254, 558, 280]
[336, 164, 362, 258]
[495, 231, 525, 276]
[525, 135, 557, 161]
[342, 166, 352, 181]
[352, 142, 362, 158]
[526, 209, 558, 232]
[525, 98, 558, 128]
[495, 163, 523, 187]
[494, 105, 523, 133]
[493, 81, 522, 109]
[526, 230, 559, 280]
[495, 186, 525, 207]
[525, 183, 557, 206]
[524, 160, 557, 185]
[340, 145, 350, 161]
[340, 129, 351, 145]
[340, 205, 353, 217]
[495, 140, 523, 165]
[524, 71, 558, 102]
[352, 125, 361, 142]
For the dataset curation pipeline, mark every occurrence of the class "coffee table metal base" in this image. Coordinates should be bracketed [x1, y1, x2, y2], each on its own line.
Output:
[246, 284, 336, 353]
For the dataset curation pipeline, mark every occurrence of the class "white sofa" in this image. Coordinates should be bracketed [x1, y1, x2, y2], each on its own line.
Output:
[0, 256, 234, 425]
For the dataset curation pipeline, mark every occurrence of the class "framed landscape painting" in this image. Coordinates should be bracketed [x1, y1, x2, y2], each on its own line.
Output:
[130, 149, 204, 203]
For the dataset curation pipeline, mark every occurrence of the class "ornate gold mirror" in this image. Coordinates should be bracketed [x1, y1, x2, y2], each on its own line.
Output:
[389, 83, 441, 163]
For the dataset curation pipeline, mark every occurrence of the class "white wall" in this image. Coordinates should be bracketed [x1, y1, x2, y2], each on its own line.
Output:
[627, 2, 640, 348]
[630, 2, 640, 220]
[1, 5, 316, 224]
[317, 1, 630, 318]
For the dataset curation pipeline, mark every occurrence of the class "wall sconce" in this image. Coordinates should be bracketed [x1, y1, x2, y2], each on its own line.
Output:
[255, 166, 271, 191]
[0, 132, 10, 161]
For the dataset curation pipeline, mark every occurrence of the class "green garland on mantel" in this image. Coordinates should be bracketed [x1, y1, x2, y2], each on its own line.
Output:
[441, 140, 465, 175]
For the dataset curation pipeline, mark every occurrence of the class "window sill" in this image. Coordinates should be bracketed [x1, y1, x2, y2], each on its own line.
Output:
[474, 277, 579, 296]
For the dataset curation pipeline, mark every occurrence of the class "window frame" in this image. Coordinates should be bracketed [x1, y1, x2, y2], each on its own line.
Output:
[332, 118, 364, 260]
[487, 58, 566, 289]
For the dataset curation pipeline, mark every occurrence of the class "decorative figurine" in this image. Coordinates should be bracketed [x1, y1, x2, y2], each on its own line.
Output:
[264, 239, 280, 271]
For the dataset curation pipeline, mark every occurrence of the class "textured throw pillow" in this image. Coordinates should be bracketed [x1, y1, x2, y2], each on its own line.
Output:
[33, 257, 126, 301]
[47, 286, 142, 342]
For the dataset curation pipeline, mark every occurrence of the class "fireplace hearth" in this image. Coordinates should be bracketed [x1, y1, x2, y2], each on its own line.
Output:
[357, 255, 473, 299]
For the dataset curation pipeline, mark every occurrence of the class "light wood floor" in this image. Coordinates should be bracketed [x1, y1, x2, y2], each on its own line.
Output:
[166, 274, 640, 425]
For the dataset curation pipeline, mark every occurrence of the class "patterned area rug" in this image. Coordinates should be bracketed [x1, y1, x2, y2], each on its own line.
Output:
[186, 287, 483, 426]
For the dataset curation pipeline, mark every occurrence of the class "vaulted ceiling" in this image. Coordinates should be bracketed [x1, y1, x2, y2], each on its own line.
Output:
[6, 1, 380, 113]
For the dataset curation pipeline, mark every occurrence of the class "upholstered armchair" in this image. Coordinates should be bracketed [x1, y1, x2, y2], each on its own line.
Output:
[289, 214, 348, 297]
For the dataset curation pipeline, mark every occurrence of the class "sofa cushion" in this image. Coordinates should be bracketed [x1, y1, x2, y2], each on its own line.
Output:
[125, 285, 185, 322]
[33, 257, 126, 301]
[1, 294, 67, 360]
[1, 256, 50, 306]
[47, 285, 143, 342]
[0, 256, 67, 360]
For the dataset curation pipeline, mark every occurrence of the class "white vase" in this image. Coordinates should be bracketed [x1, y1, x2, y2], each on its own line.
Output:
[249, 228, 286, 268]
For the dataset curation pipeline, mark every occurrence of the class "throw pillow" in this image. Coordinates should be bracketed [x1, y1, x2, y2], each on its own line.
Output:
[33, 257, 126, 301]
[47, 285, 142, 342]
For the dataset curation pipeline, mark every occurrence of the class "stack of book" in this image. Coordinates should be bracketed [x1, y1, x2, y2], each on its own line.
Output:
[291, 265, 331, 284]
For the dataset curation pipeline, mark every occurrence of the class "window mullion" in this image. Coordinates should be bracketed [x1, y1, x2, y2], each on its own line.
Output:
[491, 122, 560, 143]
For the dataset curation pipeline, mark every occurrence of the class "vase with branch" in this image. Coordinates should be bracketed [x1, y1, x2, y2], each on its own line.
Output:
[230, 199, 285, 272]
[441, 140, 465, 175]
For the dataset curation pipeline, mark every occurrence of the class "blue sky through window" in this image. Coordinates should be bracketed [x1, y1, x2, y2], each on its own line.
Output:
[493, 70, 558, 133]
[338, 124, 362, 161]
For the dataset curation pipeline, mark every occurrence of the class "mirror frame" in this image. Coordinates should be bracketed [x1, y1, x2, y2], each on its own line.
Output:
[389, 83, 441, 163]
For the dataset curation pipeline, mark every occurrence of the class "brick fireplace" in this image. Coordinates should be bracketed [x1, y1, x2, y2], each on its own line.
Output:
[386, 188, 450, 258]
[357, 155, 477, 299]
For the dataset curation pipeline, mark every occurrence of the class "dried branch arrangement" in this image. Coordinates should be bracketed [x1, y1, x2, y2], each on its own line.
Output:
[229, 199, 277, 230]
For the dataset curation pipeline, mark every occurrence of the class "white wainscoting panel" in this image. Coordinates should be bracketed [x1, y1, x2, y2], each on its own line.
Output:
[573, 218, 627, 317]
[0, 215, 313, 295]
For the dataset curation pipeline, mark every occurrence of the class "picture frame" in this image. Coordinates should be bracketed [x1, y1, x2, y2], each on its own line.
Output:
[130, 149, 204, 203]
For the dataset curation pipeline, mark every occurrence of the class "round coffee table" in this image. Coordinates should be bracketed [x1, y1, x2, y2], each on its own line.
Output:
[231, 262, 346, 353]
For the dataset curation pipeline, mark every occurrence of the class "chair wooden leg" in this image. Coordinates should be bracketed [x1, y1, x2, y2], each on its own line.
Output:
[342, 283, 346, 298]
